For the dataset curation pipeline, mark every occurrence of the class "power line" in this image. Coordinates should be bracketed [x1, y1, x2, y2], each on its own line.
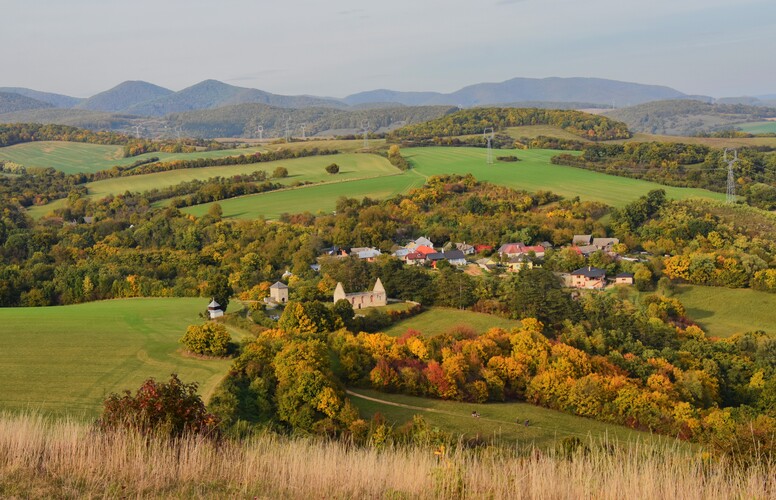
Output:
[483, 128, 494, 164]
[723, 148, 739, 204]
[361, 120, 369, 148]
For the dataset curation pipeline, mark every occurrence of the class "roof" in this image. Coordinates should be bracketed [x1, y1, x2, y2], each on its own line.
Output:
[443, 249, 466, 260]
[572, 235, 592, 245]
[498, 242, 527, 255]
[356, 248, 382, 259]
[393, 248, 411, 258]
[207, 299, 221, 309]
[571, 267, 606, 278]
[474, 244, 493, 252]
[405, 251, 426, 260]
[413, 236, 434, 248]
[576, 245, 599, 255]
[373, 278, 385, 293]
[270, 281, 288, 289]
[593, 237, 619, 247]
[616, 272, 634, 278]
[426, 252, 446, 261]
[415, 245, 436, 255]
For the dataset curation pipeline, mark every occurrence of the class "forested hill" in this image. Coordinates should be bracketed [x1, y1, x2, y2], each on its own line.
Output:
[389, 108, 631, 141]
[604, 100, 776, 135]
[167, 103, 457, 138]
[125, 80, 347, 116]
[75, 81, 173, 113]
[344, 76, 690, 107]
[0, 92, 53, 114]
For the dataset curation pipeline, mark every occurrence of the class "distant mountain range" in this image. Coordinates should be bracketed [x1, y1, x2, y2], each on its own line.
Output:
[1, 77, 774, 138]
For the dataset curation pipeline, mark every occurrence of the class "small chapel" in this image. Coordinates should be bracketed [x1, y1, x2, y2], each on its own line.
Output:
[333, 278, 387, 309]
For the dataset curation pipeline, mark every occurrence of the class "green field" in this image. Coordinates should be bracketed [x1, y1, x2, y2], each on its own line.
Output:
[0, 141, 267, 174]
[28, 153, 399, 218]
[0, 298, 246, 418]
[737, 121, 776, 134]
[382, 308, 521, 337]
[184, 172, 423, 219]
[670, 285, 776, 338]
[349, 388, 677, 449]
[405, 147, 726, 207]
[179, 146, 726, 221]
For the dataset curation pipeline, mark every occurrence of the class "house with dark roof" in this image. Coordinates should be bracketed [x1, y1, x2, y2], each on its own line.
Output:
[570, 267, 607, 289]
[207, 299, 224, 319]
[442, 249, 467, 266]
[615, 272, 634, 285]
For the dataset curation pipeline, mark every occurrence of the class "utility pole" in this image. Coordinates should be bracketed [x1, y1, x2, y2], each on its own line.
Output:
[724, 148, 739, 204]
[257, 125, 264, 141]
[483, 128, 494, 164]
[361, 120, 369, 148]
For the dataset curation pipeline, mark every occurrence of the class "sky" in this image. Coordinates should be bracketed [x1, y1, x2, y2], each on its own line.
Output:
[2, 0, 775, 98]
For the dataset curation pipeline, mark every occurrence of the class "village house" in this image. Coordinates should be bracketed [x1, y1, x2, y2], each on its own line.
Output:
[405, 236, 434, 251]
[570, 266, 607, 289]
[615, 272, 635, 285]
[269, 281, 289, 303]
[333, 278, 387, 309]
[207, 299, 224, 319]
[593, 238, 620, 251]
[506, 254, 533, 272]
[497, 242, 545, 259]
[572, 235, 593, 246]
[350, 247, 382, 262]
[403, 251, 426, 265]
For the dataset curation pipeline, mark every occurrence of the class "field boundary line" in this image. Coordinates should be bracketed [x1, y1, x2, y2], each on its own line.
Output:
[346, 389, 599, 439]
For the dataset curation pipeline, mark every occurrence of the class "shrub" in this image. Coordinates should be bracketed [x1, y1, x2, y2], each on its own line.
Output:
[496, 155, 520, 162]
[325, 163, 340, 174]
[98, 374, 220, 438]
[272, 166, 289, 178]
[180, 323, 231, 356]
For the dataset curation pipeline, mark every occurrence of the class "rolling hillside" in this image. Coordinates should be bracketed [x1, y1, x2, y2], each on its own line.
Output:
[603, 100, 776, 135]
[0, 87, 83, 108]
[0, 92, 53, 114]
[76, 80, 173, 113]
[345, 77, 693, 107]
[126, 79, 346, 116]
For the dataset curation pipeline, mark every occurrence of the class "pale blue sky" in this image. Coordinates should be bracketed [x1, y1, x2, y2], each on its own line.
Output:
[2, 0, 775, 98]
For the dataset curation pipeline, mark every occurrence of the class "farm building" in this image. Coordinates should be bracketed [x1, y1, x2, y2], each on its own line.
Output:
[570, 267, 606, 289]
[269, 281, 289, 303]
[333, 278, 387, 309]
[207, 299, 224, 319]
[572, 235, 593, 246]
[615, 273, 635, 285]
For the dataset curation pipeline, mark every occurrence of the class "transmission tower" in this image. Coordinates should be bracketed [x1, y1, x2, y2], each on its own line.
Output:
[723, 148, 739, 204]
[285, 116, 291, 141]
[257, 125, 264, 141]
[300, 124, 307, 140]
[483, 128, 494, 164]
[361, 120, 369, 148]
[133, 125, 141, 139]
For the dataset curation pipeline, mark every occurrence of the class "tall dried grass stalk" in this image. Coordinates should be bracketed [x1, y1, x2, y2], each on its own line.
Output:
[0, 413, 773, 498]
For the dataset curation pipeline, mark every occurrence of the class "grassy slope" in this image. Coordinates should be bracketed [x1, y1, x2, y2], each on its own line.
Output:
[0, 298, 245, 418]
[183, 146, 726, 221]
[405, 147, 726, 207]
[28, 153, 399, 218]
[737, 121, 776, 134]
[183, 171, 424, 219]
[349, 388, 676, 449]
[382, 307, 521, 337]
[671, 285, 776, 338]
[0, 141, 267, 174]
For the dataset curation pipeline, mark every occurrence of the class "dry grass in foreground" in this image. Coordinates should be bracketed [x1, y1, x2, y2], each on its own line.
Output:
[0, 413, 773, 499]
